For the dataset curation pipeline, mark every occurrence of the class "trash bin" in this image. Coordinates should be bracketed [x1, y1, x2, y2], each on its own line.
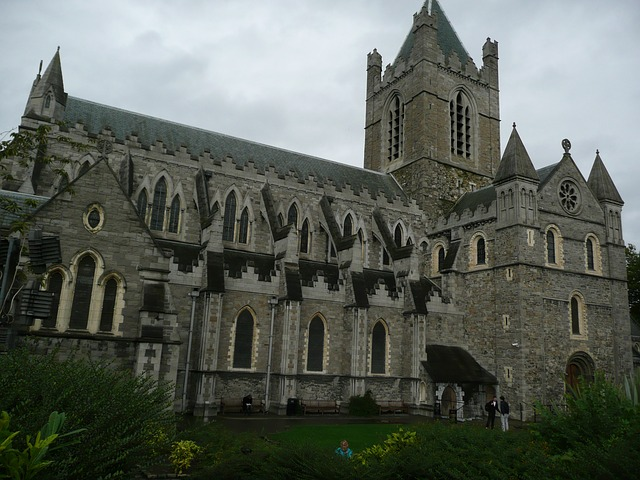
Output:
[286, 398, 299, 416]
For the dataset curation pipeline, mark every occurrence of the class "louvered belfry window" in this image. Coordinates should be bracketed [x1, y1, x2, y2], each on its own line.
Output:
[387, 95, 404, 162]
[450, 91, 472, 158]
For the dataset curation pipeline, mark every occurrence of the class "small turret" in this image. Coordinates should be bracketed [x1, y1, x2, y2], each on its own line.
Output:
[481, 37, 499, 88]
[23, 47, 67, 122]
[587, 151, 624, 245]
[366, 49, 382, 97]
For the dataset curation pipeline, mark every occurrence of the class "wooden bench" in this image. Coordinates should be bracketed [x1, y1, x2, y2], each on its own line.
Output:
[219, 397, 263, 414]
[301, 399, 340, 414]
[378, 400, 409, 415]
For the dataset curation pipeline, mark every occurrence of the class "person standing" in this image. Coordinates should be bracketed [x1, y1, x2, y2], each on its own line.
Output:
[485, 396, 498, 429]
[499, 396, 510, 431]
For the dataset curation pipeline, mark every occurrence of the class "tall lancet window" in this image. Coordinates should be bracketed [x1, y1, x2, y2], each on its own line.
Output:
[387, 95, 404, 162]
[450, 90, 472, 158]
[150, 178, 167, 231]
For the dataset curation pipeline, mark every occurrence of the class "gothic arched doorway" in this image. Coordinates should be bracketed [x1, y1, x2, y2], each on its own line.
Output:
[565, 351, 595, 393]
[441, 385, 457, 416]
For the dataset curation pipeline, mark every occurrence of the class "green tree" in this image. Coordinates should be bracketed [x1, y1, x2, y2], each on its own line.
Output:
[626, 244, 640, 322]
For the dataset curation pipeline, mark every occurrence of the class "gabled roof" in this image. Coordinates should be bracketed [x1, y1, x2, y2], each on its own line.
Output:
[394, 0, 471, 68]
[494, 125, 539, 184]
[60, 97, 407, 203]
[588, 152, 623, 205]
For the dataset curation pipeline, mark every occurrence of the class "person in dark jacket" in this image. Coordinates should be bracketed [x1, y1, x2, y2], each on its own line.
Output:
[485, 396, 498, 429]
[499, 395, 510, 431]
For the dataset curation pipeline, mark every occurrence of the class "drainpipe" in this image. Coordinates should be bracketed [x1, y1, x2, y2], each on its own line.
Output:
[265, 296, 278, 413]
[182, 288, 200, 412]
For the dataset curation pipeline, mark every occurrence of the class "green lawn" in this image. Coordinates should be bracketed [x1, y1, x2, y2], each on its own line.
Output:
[268, 423, 412, 453]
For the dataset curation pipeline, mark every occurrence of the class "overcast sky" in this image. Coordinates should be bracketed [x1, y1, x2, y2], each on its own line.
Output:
[2, 0, 639, 246]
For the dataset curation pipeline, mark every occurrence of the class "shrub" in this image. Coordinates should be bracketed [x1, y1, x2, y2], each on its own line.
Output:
[0, 348, 176, 479]
[347, 390, 379, 416]
[169, 440, 202, 474]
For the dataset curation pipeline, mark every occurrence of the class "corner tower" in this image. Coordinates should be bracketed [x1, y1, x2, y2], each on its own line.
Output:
[364, 0, 500, 218]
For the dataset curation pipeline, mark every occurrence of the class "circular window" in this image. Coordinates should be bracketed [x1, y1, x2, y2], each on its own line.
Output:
[558, 180, 581, 215]
[83, 203, 105, 233]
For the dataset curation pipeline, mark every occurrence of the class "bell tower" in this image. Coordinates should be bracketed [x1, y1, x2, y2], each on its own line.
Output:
[363, 0, 500, 218]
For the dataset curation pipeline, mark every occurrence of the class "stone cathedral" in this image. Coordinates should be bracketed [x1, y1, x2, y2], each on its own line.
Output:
[1, 0, 632, 420]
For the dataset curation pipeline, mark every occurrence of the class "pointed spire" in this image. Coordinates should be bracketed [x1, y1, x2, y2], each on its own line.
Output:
[24, 47, 68, 119]
[34, 47, 66, 104]
[494, 123, 538, 184]
[587, 151, 623, 205]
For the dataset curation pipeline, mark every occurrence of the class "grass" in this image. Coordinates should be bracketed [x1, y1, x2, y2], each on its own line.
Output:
[269, 423, 413, 452]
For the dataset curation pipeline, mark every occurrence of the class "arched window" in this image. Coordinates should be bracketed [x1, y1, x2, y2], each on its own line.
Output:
[571, 295, 582, 336]
[44, 95, 52, 109]
[476, 237, 486, 265]
[287, 204, 298, 227]
[300, 219, 310, 253]
[546, 230, 556, 264]
[69, 255, 96, 330]
[387, 94, 404, 162]
[306, 315, 325, 372]
[232, 309, 254, 369]
[433, 245, 446, 275]
[43, 271, 63, 328]
[343, 214, 353, 237]
[371, 321, 387, 374]
[586, 238, 594, 270]
[277, 213, 284, 228]
[450, 90, 472, 158]
[223, 192, 237, 241]
[168, 196, 181, 233]
[394, 224, 403, 248]
[238, 207, 250, 244]
[382, 248, 390, 266]
[137, 190, 148, 220]
[99, 278, 118, 332]
[78, 162, 91, 177]
[150, 178, 167, 231]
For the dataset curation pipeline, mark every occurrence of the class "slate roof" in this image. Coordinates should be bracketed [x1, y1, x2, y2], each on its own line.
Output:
[60, 97, 407, 202]
[588, 152, 623, 204]
[394, 0, 471, 68]
[423, 344, 497, 384]
[494, 126, 538, 184]
[448, 185, 495, 217]
[0, 190, 48, 232]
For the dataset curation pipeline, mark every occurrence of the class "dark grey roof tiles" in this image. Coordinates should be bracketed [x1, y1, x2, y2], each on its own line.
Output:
[62, 97, 407, 202]
[494, 126, 539, 184]
[588, 152, 623, 204]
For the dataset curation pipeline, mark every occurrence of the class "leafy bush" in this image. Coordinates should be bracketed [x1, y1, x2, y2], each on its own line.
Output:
[0, 348, 176, 479]
[531, 372, 640, 478]
[0, 411, 83, 480]
[347, 390, 379, 416]
[169, 440, 202, 474]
